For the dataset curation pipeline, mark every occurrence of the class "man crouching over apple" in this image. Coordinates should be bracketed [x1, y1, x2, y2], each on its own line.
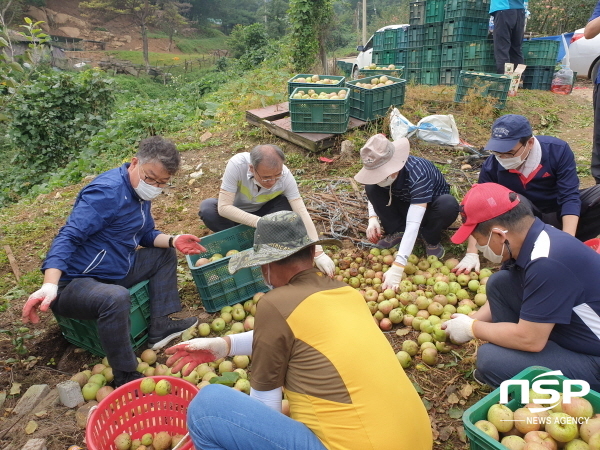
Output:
[166, 211, 433, 450]
[443, 183, 600, 390]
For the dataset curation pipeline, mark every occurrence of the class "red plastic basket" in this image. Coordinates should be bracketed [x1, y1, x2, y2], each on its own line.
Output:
[585, 238, 600, 253]
[86, 376, 198, 450]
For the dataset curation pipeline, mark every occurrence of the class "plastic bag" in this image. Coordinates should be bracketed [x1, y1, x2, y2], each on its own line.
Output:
[415, 114, 460, 146]
[389, 108, 417, 140]
[551, 34, 573, 95]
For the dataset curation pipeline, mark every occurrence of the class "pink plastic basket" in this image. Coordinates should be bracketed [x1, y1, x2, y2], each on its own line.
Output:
[585, 238, 600, 253]
[86, 376, 198, 450]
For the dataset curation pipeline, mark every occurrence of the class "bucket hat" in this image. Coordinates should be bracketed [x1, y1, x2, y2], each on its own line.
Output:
[354, 134, 410, 184]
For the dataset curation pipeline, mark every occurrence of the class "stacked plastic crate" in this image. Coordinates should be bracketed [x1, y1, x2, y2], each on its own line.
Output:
[373, 26, 409, 69]
[521, 40, 561, 90]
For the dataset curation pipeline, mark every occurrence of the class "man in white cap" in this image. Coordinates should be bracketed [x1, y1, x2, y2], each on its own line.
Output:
[454, 114, 600, 274]
[165, 211, 433, 450]
[199, 144, 335, 276]
[354, 134, 459, 291]
[443, 183, 600, 390]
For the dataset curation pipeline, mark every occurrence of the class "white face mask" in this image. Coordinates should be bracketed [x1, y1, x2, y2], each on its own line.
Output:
[253, 178, 270, 190]
[495, 144, 530, 170]
[135, 166, 163, 200]
[475, 228, 507, 264]
[377, 174, 397, 188]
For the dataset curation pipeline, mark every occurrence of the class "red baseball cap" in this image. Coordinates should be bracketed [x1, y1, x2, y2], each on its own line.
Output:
[451, 183, 521, 244]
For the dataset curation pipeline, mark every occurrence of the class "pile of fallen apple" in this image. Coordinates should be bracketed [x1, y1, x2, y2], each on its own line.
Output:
[476, 395, 600, 449]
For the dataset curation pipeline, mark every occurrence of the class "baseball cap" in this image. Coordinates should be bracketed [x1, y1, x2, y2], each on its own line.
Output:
[451, 183, 521, 244]
[354, 134, 409, 184]
[485, 114, 533, 153]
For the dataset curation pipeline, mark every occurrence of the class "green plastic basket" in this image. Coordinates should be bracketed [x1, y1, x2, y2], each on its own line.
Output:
[289, 87, 350, 134]
[347, 75, 407, 121]
[444, 0, 490, 20]
[373, 31, 385, 51]
[407, 47, 423, 69]
[54, 281, 151, 357]
[522, 40, 560, 66]
[463, 39, 495, 69]
[423, 22, 444, 46]
[383, 29, 398, 50]
[405, 68, 422, 84]
[187, 224, 268, 313]
[410, 1, 426, 25]
[463, 366, 600, 450]
[421, 45, 442, 69]
[441, 43, 464, 69]
[396, 50, 408, 66]
[422, 68, 441, 85]
[396, 26, 410, 49]
[373, 50, 384, 65]
[359, 67, 404, 79]
[426, 0, 446, 23]
[287, 74, 345, 96]
[522, 65, 554, 90]
[336, 60, 354, 78]
[440, 68, 461, 85]
[408, 25, 424, 47]
[454, 70, 511, 109]
[442, 17, 489, 43]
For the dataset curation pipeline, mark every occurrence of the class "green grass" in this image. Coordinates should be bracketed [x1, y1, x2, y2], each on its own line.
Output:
[104, 50, 201, 66]
[175, 36, 228, 54]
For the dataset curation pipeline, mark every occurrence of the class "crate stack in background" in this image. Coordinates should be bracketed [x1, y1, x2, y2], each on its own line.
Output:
[372, 26, 409, 71]
[521, 40, 561, 90]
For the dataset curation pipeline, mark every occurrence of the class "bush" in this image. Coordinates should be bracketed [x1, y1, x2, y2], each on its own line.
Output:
[227, 23, 269, 59]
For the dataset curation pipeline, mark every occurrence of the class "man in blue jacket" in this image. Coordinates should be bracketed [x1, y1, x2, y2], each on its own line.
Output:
[490, 0, 525, 73]
[454, 114, 600, 274]
[22, 136, 204, 386]
[584, 1, 600, 184]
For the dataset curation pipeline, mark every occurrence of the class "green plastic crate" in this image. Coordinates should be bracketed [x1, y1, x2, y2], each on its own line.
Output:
[287, 74, 345, 96]
[373, 31, 385, 51]
[373, 50, 384, 65]
[383, 29, 397, 50]
[336, 60, 353, 78]
[359, 67, 404, 79]
[441, 43, 464, 68]
[408, 25, 424, 47]
[347, 76, 407, 121]
[187, 224, 268, 313]
[54, 281, 151, 357]
[463, 39, 495, 68]
[406, 68, 422, 84]
[289, 87, 350, 134]
[422, 68, 440, 85]
[421, 45, 442, 69]
[440, 68, 461, 85]
[423, 22, 444, 46]
[454, 70, 511, 109]
[522, 65, 554, 90]
[382, 50, 396, 65]
[426, 0, 446, 23]
[463, 366, 600, 450]
[396, 26, 410, 49]
[410, 1, 426, 25]
[522, 40, 560, 66]
[442, 18, 489, 43]
[407, 47, 423, 69]
[444, 0, 490, 20]
[396, 50, 408, 66]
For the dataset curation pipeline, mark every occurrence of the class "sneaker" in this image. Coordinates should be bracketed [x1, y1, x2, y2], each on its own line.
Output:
[424, 241, 445, 259]
[114, 369, 144, 388]
[148, 316, 198, 350]
[376, 231, 404, 249]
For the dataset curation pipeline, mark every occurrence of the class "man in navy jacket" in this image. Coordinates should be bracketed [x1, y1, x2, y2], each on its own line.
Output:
[22, 136, 204, 386]
[455, 115, 600, 274]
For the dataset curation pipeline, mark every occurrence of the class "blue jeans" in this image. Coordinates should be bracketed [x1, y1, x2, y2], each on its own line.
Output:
[187, 384, 327, 450]
[476, 270, 600, 391]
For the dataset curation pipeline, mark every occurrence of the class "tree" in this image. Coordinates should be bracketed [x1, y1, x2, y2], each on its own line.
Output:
[258, 0, 289, 38]
[288, 0, 334, 72]
[80, 0, 158, 70]
[0, 0, 24, 27]
[154, 1, 190, 51]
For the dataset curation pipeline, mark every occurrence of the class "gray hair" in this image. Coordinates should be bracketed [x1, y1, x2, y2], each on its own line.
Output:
[250, 144, 285, 170]
[137, 136, 181, 174]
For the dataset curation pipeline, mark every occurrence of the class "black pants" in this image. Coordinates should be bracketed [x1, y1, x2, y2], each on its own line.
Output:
[593, 83, 600, 184]
[199, 195, 292, 232]
[523, 185, 600, 242]
[492, 9, 525, 74]
[365, 185, 459, 245]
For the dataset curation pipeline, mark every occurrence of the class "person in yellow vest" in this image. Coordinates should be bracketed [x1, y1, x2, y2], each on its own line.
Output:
[166, 211, 433, 450]
[198, 144, 335, 276]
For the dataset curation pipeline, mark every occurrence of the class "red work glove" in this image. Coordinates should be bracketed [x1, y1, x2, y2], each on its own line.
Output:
[173, 234, 206, 255]
[165, 337, 229, 376]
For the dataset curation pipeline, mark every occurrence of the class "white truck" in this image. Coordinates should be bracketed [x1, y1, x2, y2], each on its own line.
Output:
[339, 24, 410, 78]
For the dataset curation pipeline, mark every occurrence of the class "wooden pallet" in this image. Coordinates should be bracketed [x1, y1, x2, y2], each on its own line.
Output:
[245, 102, 367, 152]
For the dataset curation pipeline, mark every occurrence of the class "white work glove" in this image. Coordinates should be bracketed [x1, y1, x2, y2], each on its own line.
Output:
[454, 253, 480, 274]
[165, 337, 229, 376]
[382, 264, 404, 291]
[314, 252, 335, 277]
[366, 217, 382, 243]
[22, 283, 58, 324]
[441, 314, 477, 344]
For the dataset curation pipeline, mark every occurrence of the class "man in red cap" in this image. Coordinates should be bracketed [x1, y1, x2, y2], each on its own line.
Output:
[443, 182, 600, 390]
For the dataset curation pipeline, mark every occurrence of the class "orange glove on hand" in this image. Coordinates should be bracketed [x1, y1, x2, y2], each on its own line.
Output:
[173, 234, 206, 255]
[165, 337, 229, 376]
